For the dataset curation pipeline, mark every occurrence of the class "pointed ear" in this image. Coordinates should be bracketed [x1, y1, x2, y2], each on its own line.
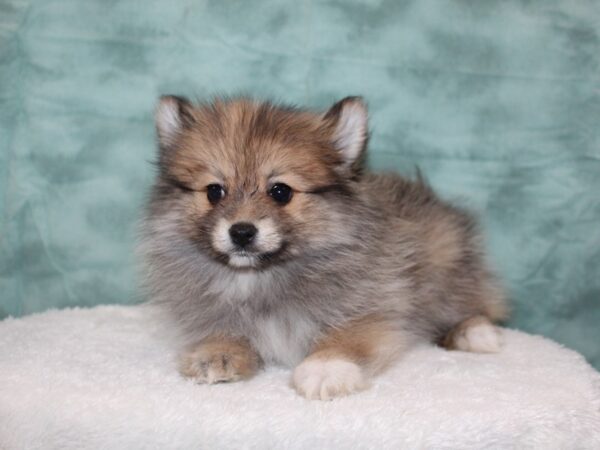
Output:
[324, 96, 368, 169]
[155, 95, 196, 148]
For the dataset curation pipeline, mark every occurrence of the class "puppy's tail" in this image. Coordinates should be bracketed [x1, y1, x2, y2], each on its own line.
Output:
[414, 165, 431, 188]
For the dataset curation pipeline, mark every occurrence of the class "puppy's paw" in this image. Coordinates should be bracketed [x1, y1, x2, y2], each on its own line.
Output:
[292, 358, 368, 400]
[459, 322, 503, 353]
[445, 316, 503, 353]
[179, 338, 260, 384]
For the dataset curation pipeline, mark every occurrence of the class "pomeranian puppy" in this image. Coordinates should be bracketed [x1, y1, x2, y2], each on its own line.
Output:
[139, 95, 508, 400]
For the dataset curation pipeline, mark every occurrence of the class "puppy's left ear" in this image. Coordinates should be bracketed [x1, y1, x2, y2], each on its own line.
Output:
[324, 96, 368, 171]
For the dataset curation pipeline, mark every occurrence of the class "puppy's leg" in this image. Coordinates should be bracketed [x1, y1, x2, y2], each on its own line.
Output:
[179, 335, 261, 384]
[293, 315, 405, 400]
[443, 315, 503, 353]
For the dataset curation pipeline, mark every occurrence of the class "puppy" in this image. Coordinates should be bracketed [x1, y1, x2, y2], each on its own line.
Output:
[138, 96, 508, 400]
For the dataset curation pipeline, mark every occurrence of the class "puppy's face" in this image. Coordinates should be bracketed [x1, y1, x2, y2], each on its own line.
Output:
[153, 97, 368, 270]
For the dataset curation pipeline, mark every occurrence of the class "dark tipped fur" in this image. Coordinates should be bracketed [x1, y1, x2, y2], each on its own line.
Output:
[139, 96, 508, 399]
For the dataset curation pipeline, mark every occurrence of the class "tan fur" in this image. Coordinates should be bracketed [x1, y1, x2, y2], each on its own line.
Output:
[423, 221, 462, 269]
[307, 315, 406, 376]
[168, 100, 340, 194]
[179, 335, 261, 383]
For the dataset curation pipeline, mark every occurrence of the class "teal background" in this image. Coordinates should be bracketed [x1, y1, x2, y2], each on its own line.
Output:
[1, 1, 599, 368]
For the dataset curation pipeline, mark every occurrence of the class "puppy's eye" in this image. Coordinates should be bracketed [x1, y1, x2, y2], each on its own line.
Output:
[269, 183, 293, 204]
[206, 184, 225, 204]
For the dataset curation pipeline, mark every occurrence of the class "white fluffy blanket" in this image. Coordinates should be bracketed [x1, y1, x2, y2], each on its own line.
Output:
[1, 305, 599, 449]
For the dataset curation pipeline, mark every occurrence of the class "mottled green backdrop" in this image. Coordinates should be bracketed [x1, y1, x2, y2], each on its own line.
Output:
[1, 0, 599, 368]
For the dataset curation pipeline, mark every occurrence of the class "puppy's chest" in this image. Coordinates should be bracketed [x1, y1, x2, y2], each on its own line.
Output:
[206, 270, 317, 366]
[207, 270, 264, 301]
[249, 312, 318, 367]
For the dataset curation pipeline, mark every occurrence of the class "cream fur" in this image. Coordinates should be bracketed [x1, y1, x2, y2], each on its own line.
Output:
[293, 358, 367, 400]
[455, 322, 503, 353]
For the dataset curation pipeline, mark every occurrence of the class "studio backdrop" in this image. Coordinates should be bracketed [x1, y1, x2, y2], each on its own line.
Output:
[1, 0, 599, 368]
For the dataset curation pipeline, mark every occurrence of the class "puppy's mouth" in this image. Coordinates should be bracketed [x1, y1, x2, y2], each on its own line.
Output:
[221, 244, 287, 270]
[227, 251, 259, 269]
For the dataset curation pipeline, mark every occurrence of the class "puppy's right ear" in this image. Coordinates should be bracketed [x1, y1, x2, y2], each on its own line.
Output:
[155, 95, 196, 148]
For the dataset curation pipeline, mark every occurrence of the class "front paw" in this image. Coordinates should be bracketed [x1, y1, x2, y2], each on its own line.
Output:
[179, 338, 260, 384]
[292, 358, 368, 400]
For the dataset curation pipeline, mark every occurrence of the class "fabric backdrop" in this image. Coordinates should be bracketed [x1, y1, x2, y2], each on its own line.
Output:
[1, 0, 599, 369]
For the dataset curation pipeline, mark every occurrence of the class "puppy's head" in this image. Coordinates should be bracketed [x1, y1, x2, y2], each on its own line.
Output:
[152, 96, 368, 270]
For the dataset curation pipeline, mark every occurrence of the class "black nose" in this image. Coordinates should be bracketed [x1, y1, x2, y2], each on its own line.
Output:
[229, 222, 257, 248]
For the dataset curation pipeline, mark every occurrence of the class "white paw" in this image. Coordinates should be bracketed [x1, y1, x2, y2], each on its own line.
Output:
[455, 322, 503, 353]
[292, 358, 368, 400]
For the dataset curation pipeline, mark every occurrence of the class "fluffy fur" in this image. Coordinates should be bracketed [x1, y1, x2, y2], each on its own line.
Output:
[138, 96, 508, 400]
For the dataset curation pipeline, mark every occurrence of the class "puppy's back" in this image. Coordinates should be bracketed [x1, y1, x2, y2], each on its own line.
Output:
[360, 172, 508, 332]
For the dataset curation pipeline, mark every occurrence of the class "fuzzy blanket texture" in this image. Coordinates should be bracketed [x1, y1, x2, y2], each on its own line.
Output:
[0, 305, 599, 449]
